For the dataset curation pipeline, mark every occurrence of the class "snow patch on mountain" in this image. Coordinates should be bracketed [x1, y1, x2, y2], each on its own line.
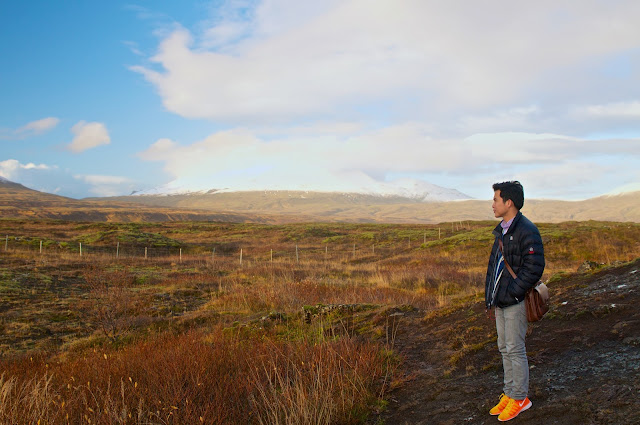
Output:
[131, 178, 472, 202]
[605, 182, 640, 196]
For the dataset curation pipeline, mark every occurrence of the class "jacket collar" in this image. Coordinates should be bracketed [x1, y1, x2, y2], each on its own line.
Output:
[492, 211, 523, 238]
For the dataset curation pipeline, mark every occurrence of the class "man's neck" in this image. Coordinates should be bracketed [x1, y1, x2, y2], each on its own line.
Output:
[501, 210, 517, 223]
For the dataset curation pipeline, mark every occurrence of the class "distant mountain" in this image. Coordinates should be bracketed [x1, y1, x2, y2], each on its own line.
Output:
[130, 178, 472, 202]
[99, 189, 640, 224]
[0, 177, 275, 223]
[2, 177, 639, 223]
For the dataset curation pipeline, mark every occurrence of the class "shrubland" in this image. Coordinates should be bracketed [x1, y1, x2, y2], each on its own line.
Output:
[0, 218, 638, 424]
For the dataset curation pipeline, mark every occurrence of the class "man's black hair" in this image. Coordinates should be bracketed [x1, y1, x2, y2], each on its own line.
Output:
[493, 181, 524, 210]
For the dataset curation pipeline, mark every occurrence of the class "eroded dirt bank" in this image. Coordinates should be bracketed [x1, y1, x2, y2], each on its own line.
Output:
[371, 259, 640, 425]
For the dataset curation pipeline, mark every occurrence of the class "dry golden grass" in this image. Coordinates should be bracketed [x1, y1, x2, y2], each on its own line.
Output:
[0, 328, 393, 425]
[0, 218, 639, 423]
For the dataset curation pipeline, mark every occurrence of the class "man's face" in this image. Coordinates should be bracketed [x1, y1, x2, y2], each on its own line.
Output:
[492, 190, 509, 218]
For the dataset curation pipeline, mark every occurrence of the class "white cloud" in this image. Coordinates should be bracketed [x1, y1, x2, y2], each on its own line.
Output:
[132, 1, 640, 123]
[0, 159, 51, 180]
[0, 117, 60, 140]
[73, 174, 134, 197]
[75, 175, 132, 185]
[0, 159, 137, 198]
[138, 125, 639, 199]
[67, 121, 111, 153]
[16, 117, 60, 134]
[573, 101, 640, 118]
[126, 1, 640, 200]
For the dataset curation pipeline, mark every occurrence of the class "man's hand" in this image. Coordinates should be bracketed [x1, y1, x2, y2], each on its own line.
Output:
[485, 308, 495, 322]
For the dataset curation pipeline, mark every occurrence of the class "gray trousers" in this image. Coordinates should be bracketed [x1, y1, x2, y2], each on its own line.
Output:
[496, 302, 529, 399]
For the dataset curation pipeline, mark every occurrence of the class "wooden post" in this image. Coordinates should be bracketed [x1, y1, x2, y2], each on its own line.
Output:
[439, 228, 441, 239]
[179, 248, 182, 263]
[325, 245, 328, 261]
[295, 245, 299, 263]
[408, 237, 410, 249]
[212, 247, 215, 262]
[270, 249, 273, 263]
[79, 242, 82, 257]
[424, 232, 426, 244]
[353, 243, 356, 258]
[372, 243, 375, 255]
[116, 242, 120, 259]
[240, 248, 243, 266]
[145, 247, 147, 259]
[40, 240, 43, 254]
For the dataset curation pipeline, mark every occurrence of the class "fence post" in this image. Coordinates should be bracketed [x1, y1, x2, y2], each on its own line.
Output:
[40, 240, 43, 254]
[372, 243, 375, 255]
[270, 249, 273, 263]
[295, 245, 299, 263]
[79, 243, 82, 257]
[353, 243, 356, 259]
[240, 248, 243, 266]
[145, 247, 147, 260]
[439, 228, 441, 239]
[424, 232, 426, 244]
[179, 248, 182, 263]
[116, 242, 120, 259]
[325, 245, 328, 261]
[212, 247, 215, 262]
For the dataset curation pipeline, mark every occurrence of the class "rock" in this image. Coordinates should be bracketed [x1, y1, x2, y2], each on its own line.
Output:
[577, 260, 603, 273]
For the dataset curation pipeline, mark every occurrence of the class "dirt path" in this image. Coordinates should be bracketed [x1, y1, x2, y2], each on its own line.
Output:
[370, 259, 640, 424]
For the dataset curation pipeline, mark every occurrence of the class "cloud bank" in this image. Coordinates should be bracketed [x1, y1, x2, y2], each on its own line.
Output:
[0, 159, 134, 199]
[130, 0, 640, 199]
[139, 126, 639, 199]
[133, 1, 640, 123]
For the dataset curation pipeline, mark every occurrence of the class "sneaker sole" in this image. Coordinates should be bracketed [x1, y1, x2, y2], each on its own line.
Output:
[497, 400, 532, 422]
[490, 408, 506, 416]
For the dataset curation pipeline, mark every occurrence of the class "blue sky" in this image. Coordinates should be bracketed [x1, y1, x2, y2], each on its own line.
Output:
[1, 1, 639, 200]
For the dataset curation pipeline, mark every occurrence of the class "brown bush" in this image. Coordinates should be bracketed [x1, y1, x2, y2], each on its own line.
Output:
[0, 328, 391, 424]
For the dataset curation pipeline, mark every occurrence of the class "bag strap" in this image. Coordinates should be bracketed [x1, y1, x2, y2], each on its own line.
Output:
[498, 238, 517, 280]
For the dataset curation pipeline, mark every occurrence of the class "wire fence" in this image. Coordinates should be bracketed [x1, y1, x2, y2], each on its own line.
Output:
[1, 233, 436, 266]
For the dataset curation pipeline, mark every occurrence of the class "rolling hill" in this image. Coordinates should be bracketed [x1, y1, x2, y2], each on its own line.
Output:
[0, 179, 277, 223]
[2, 178, 639, 223]
[97, 190, 640, 223]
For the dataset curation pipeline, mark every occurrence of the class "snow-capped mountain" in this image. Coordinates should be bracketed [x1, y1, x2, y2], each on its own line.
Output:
[130, 178, 472, 202]
[605, 182, 640, 196]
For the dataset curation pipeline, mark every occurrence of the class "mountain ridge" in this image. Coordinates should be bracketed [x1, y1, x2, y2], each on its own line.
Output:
[2, 177, 639, 223]
[129, 178, 473, 202]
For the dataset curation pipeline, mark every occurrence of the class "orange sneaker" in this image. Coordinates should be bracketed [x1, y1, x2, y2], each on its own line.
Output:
[498, 397, 531, 421]
[489, 393, 511, 415]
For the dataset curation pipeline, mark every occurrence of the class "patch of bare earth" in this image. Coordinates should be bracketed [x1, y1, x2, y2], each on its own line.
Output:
[371, 258, 640, 425]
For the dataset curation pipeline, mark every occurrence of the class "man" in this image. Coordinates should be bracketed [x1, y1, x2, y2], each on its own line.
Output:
[485, 181, 545, 422]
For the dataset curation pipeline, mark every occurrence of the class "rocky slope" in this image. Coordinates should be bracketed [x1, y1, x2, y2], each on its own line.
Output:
[371, 259, 640, 424]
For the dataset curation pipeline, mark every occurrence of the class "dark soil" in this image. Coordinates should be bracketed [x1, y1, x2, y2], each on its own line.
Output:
[371, 258, 640, 424]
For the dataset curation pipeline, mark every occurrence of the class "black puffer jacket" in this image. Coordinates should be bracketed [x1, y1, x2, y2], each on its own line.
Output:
[485, 212, 545, 309]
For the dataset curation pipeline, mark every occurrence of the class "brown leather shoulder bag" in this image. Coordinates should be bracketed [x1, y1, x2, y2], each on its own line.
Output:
[499, 239, 550, 322]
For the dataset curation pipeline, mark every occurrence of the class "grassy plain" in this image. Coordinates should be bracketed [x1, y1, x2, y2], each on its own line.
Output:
[0, 218, 639, 424]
